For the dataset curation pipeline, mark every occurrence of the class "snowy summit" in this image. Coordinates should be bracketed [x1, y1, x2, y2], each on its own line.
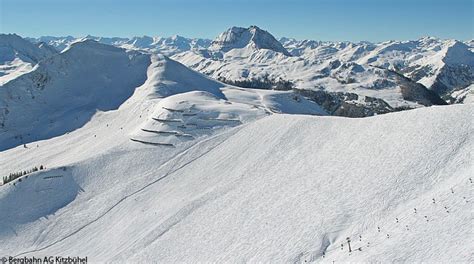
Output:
[209, 25, 291, 55]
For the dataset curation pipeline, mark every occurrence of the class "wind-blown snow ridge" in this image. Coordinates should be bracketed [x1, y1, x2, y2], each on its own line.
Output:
[0, 36, 326, 151]
[0, 34, 57, 85]
[0, 39, 150, 151]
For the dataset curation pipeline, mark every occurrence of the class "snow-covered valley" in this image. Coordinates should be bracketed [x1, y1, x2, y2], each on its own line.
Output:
[0, 27, 473, 262]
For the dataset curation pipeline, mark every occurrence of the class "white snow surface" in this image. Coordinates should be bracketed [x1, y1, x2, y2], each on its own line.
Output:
[0, 34, 57, 85]
[0, 31, 472, 263]
[0, 89, 472, 262]
[0, 36, 327, 151]
[0, 39, 150, 151]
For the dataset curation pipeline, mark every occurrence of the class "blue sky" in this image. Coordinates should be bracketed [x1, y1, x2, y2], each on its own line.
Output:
[1, 0, 472, 41]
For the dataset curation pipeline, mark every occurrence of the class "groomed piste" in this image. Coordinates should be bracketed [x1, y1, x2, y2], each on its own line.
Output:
[0, 100, 471, 262]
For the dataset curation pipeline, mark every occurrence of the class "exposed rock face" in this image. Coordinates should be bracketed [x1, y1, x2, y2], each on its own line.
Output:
[293, 80, 447, 118]
[294, 89, 395, 117]
[428, 63, 473, 97]
[209, 26, 291, 56]
[368, 40, 474, 97]
[376, 67, 448, 106]
[399, 83, 447, 106]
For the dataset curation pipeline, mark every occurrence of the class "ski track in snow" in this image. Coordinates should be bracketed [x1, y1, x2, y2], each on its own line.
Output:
[13, 125, 242, 257]
[3, 103, 473, 262]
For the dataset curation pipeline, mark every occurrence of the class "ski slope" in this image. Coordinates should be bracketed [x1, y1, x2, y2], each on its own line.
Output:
[0, 39, 150, 151]
[0, 101, 472, 262]
[0, 36, 326, 151]
[0, 34, 472, 263]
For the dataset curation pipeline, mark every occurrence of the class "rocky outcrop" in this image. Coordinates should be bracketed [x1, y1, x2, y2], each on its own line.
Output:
[293, 89, 396, 118]
[209, 26, 291, 56]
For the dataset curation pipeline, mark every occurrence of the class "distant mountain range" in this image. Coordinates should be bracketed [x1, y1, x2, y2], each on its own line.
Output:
[0, 26, 470, 120]
[26, 34, 212, 56]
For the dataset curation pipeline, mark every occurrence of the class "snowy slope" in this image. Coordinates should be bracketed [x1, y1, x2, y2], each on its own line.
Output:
[0, 34, 472, 262]
[26, 36, 76, 52]
[0, 34, 57, 85]
[0, 35, 326, 151]
[358, 38, 474, 96]
[466, 39, 474, 52]
[451, 84, 474, 104]
[173, 47, 445, 111]
[0, 101, 471, 262]
[281, 37, 474, 96]
[0, 39, 150, 151]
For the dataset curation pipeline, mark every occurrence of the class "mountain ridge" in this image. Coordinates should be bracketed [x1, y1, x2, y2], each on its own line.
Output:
[6, 28, 473, 115]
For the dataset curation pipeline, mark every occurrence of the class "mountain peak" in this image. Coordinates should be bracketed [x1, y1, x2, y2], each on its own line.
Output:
[64, 38, 124, 53]
[0, 33, 55, 64]
[442, 40, 474, 66]
[128, 35, 155, 47]
[209, 26, 291, 56]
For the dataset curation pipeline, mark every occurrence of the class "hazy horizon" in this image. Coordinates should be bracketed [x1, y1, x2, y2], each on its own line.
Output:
[1, 0, 472, 42]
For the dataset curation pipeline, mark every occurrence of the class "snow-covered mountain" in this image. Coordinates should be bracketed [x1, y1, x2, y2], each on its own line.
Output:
[28, 35, 212, 56]
[356, 38, 474, 98]
[451, 84, 474, 104]
[0, 31, 473, 263]
[172, 26, 451, 116]
[0, 39, 150, 151]
[26, 36, 76, 52]
[0, 34, 57, 85]
[0, 35, 326, 151]
[280, 36, 474, 97]
[464, 39, 474, 51]
[8, 29, 474, 118]
[129, 35, 212, 55]
[0, 92, 471, 261]
[209, 25, 291, 56]
[26, 27, 473, 108]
